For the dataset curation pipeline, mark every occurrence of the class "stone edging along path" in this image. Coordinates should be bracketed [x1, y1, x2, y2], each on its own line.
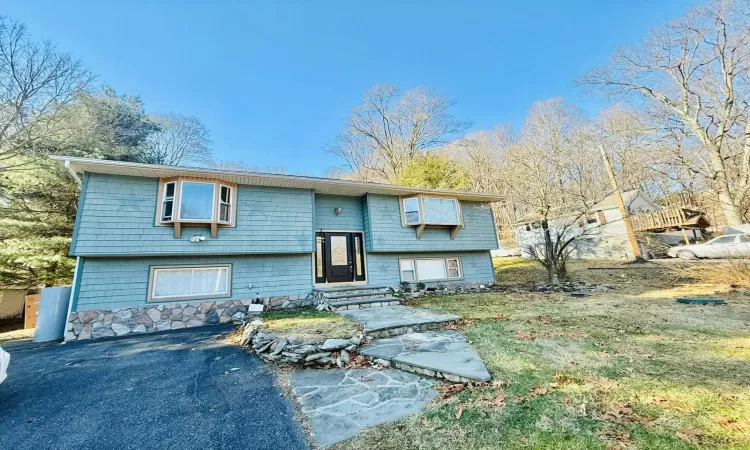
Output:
[237, 318, 364, 368]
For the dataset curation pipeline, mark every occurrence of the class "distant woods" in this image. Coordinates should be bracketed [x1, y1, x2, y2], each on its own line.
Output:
[328, 0, 750, 233]
[0, 16, 215, 288]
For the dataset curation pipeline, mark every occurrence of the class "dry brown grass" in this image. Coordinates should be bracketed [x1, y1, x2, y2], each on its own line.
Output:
[260, 307, 360, 342]
[333, 259, 750, 450]
[666, 259, 750, 289]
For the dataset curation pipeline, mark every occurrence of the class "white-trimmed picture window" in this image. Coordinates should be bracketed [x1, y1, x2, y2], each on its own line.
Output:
[399, 258, 463, 282]
[401, 196, 462, 227]
[149, 265, 231, 302]
[179, 181, 216, 221]
[422, 198, 460, 225]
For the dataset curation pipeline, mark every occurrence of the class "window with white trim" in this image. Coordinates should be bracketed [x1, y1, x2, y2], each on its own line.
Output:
[150, 265, 230, 302]
[157, 178, 237, 238]
[179, 181, 215, 220]
[401, 196, 461, 226]
[399, 260, 416, 281]
[161, 181, 176, 221]
[219, 185, 232, 223]
[399, 258, 463, 282]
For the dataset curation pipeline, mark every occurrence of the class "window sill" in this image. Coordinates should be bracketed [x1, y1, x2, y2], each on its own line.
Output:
[404, 223, 462, 240]
[159, 220, 234, 238]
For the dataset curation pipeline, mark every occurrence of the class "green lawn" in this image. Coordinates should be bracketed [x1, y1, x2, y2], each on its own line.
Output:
[333, 262, 750, 449]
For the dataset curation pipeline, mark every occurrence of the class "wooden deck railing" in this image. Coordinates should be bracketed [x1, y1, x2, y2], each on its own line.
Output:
[629, 206, 690, 232]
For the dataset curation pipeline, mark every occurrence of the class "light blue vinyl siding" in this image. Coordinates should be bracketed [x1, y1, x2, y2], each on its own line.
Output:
[72, 173, 314, 256]
[74, 254, 313, 311]
[365, 251, 495, 287]
[314, 194, 364, 231]
[365, 194, 498, 252]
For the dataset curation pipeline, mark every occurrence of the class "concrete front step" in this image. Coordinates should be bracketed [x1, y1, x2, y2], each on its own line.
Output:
[359, 330, 492, 383]
[328, 297, 402, 311]
[314, 284, 388, 295]
[322, 290, 391, 301]
[337, 305, 460, 338]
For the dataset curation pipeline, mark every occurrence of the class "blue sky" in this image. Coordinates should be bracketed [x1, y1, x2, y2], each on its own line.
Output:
[5, 1, 698, 175]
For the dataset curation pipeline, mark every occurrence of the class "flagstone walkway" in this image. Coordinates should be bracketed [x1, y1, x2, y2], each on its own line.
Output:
[337, 305, 492, 383]
[290, 369, 436, 447]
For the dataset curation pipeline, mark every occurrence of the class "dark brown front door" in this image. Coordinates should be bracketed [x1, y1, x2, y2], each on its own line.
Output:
[317, 232, 366, 283]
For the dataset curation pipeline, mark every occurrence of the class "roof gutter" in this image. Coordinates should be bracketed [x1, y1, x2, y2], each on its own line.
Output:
[63, 159, 82, 186]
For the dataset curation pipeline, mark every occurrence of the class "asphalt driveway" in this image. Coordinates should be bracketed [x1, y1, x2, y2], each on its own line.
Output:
[0, 326, 309, 450]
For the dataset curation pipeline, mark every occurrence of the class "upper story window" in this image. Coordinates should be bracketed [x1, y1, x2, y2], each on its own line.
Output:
[156, 178, 237, 238]
[400, 195, 463, 239]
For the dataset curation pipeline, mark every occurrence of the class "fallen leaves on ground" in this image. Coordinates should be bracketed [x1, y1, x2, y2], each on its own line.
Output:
[437, 383, 466, 398]
[455, 406, 463, 419]
[516, 330, 537, 341]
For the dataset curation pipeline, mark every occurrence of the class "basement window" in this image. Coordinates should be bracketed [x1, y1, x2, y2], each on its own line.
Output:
[399, 257, 463, 282]
[157, 178, 237, 238]
[149, 264, 231, 302]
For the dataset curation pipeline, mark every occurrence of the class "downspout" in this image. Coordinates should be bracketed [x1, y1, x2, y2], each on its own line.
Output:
[64, 160, 82, 186]
[63, 159, 82, 340]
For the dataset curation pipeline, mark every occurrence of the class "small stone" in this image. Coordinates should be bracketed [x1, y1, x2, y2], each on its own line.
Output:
[231, 311, 246, 321]
[111, 322, 131, 336]
[345, 344, 356, 351]
[132, 324, 147, 333]
[171, 321, 185, 329]
[316, 357, 332, 365]
[319, 339, 351, 351]
[81, 311, 99, 323]
[155, 319, 172, 331]
[349, 336, 362, 345]
[185, 318, 203, 328]
[340, 349, 350, 364]
[305, 352, 330, 362]
[271, 338, 288, 355]
[136, 315, 154, 326]
[114, 309, 133, 319]
[146, 308, 161, 323]
[79, 323, 93, 339]
[288, 344, 318, 355]
[373, 358, 391, 367]
[256, 341, 273, 353]
[204, 310, 220, 325]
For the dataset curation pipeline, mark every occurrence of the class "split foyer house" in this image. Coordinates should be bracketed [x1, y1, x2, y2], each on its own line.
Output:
[53, 156, 503, 340]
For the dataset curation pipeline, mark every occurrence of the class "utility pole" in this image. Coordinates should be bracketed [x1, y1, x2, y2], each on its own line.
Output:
[598, 145, 641, 260]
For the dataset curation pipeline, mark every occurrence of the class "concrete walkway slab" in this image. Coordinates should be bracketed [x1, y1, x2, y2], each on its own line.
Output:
[290, 369, 436, 447]
[359, 330, 492, 382]
[337, 305, 459, 332]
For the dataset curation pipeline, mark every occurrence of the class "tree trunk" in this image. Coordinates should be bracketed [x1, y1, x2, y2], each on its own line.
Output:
[542, 220, 560, 285]
[708, 150, 743, 226]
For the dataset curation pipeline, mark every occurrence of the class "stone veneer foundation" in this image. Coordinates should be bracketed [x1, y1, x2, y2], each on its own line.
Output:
[65, 293, 315, 341]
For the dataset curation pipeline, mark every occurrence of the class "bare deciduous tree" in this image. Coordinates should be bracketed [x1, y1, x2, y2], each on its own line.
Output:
[328, 84, 470, 182]
[582, 0, 750, 225]
[140, 113, 212, 166]
[0, 16, 92, 168]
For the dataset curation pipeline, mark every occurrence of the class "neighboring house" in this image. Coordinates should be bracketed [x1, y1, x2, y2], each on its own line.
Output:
[52, 156, 502, 340]
[515, 190, 664, 261]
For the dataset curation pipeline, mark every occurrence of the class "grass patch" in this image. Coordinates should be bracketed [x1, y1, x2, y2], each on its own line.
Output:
[0, 327, 33, 345]
[334, 262, 750, 449]
[260, 307, 359, 342]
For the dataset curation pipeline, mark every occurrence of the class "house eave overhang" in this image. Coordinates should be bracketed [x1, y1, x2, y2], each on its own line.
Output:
[50, 155, 506, 203]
